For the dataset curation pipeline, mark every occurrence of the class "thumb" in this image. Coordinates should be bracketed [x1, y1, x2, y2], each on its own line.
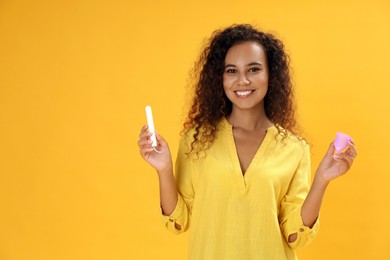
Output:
[327, 141, 336, 156]
[155, 131, 167, 146]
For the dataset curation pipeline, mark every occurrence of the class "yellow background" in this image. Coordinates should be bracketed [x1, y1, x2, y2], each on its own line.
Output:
[0, 0, 389, 259]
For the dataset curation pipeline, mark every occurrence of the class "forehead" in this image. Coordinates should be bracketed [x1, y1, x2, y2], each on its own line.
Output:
[224, 41, 267, 63]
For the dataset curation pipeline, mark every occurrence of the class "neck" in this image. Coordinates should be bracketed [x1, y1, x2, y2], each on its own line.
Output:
[227, 106, 272, 131]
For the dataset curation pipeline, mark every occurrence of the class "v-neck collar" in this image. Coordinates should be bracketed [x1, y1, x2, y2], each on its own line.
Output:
[221, 117, 276, 189]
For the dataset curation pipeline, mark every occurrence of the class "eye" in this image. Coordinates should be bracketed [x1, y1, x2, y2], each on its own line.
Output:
[249, 67, 260, 72]
[225, 69, 237, 73]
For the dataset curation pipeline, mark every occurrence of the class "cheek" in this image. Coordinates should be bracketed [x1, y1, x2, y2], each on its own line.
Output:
[252, 73, 268, 82]
[252, 75, 269, 89]
[223, 76, 234, 89]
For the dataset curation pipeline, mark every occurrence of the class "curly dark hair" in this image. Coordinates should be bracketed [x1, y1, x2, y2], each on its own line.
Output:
[184, 24, 299, 156]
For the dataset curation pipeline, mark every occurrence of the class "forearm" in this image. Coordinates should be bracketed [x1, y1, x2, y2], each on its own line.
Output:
[158, 166, 178, 216]
[301, 173, 329, 228]
[288, 173, 328, 242]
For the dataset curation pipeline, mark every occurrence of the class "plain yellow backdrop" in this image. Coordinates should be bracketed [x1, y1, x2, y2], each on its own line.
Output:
[0, 0, 389, 259]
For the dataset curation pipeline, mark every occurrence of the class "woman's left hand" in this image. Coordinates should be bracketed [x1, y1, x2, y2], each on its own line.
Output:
[315, 140, 358, 184]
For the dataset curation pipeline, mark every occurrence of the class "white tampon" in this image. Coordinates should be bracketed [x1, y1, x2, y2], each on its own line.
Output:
[145, 106, 157, 147]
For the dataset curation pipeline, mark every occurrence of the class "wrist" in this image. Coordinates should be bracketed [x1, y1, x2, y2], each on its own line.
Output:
[313, 172, 330, 190]
[157, 164, 173, 177]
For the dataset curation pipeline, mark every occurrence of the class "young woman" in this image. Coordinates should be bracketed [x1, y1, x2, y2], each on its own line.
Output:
[138, 24, 357, 259]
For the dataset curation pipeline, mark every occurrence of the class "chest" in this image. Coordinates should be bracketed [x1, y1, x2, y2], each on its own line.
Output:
[190, 128, 302, 198]
[232, 128, 267, 175]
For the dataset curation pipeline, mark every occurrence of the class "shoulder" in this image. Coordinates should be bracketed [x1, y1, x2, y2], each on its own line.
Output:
[271, 125, 309, 154]
[181, 117, 229, 143]
[179, 118, 227, 159]
[180, 127, 196, 145]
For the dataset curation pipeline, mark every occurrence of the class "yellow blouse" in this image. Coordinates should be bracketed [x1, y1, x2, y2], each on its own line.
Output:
[161, 118, 319, 260]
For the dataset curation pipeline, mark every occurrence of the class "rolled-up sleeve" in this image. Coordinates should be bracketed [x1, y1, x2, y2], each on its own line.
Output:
[279, 143, 320, 249]
[160, 133, 194, 234]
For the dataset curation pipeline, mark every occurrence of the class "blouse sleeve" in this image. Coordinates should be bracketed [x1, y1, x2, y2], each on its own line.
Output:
[160, 133, 194, 235]
[279, 142, 320, 249]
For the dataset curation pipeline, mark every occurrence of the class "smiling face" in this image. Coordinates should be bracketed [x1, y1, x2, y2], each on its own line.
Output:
[223, 41, 269, 113]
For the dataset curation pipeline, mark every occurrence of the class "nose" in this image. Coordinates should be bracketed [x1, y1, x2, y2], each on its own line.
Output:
[237, 72, 250, 85]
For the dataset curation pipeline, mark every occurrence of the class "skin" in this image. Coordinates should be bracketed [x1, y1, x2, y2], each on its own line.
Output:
[138, 127, 177, 221]
[222, 42, 273, 174]
[138, 40, 358, 241]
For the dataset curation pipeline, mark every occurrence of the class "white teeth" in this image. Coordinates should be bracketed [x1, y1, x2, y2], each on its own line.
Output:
[236, 90, 252, 96]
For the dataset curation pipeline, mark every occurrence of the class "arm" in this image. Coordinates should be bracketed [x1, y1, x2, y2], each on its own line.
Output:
[288, 140, 358, 242]
[138, 125, 178, 216]
[138, 126, 194, 233]
[157, 165, 178, 216]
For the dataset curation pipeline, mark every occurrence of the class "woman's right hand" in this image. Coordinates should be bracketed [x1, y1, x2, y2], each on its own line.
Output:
[138, 125, 173, 174]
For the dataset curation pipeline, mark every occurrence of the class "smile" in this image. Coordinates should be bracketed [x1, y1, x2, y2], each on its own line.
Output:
[235, 90, 255, 97]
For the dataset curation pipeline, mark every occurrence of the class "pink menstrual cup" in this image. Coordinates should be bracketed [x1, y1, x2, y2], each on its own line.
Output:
[334, 132, 352, 152]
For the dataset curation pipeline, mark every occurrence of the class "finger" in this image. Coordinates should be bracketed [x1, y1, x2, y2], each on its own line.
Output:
[346, 141, 358, 157]
[345, 147, 357, 159]
[327, 141, 336, 156]
[155, 131, 166, 146]
[334, 154, 353, 170]
[139, 125, 153, 135]
[333, 156, 351, 172]
[139, 125, 148, 138]
[139, 129, 153, 140]
[139, 125, 149, 137]
[341, 154, 354, 168]
[140, 147, 154, 158]
[140, 125, 147, 132]
[138, 138, 153, 147]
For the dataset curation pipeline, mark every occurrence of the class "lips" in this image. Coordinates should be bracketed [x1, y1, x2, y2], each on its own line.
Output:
[235, 90, 255, 97]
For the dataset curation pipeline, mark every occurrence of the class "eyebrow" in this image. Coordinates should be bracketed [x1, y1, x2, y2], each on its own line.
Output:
[224, 62, 263, 68]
